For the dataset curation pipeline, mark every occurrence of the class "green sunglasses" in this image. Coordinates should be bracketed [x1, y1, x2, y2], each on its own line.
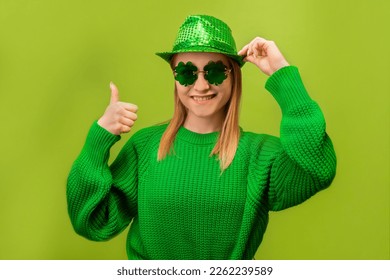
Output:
[173, 60, 232, 86]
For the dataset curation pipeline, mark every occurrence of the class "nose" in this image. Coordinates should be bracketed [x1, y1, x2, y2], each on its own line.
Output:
[193, 72, 210, 92]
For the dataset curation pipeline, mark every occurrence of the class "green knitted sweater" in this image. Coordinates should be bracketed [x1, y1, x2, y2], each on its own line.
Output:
[67, 66, 336, 260]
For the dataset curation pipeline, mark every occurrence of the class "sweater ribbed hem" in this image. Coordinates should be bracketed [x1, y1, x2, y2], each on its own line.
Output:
[83, 121, 121, 164]
[265, 66, 312, 113]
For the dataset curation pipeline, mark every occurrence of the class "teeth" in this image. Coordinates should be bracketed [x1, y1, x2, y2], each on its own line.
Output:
[192, 95, 214, 101]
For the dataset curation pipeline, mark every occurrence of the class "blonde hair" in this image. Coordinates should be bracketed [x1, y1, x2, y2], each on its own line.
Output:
[157, 57, 242, 171]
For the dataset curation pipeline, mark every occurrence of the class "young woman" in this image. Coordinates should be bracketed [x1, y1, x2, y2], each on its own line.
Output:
[67, 15, 337, 260]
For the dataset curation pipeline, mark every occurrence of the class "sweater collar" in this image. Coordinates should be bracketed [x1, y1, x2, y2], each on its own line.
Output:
[176, 126, 219, 145]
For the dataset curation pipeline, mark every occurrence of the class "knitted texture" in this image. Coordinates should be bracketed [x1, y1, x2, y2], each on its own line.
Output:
[67, 66, 337, 260]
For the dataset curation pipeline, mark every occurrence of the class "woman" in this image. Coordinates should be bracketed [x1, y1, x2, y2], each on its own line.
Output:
[67, 15, 337, 260]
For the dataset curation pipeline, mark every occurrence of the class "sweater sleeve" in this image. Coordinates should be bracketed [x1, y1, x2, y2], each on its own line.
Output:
[66, 121, 138, 241]
[264, 66, 337, 211]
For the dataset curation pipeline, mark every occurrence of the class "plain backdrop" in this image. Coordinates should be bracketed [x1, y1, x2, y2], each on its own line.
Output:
[0, 0, 388, 259]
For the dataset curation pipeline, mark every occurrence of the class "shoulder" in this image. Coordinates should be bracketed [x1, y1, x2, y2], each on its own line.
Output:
[239, 128, 282, 154]
[132, 123, 168, 139]
[129, 122, 168, 148]
[240, 128, 280, 146]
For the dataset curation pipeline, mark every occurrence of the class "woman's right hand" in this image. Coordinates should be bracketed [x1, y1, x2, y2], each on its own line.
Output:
[238, 37, 289, 76]
[97, 82, 138, 135]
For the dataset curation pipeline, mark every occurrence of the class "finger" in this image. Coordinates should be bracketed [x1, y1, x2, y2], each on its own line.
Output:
[120, 102, 138, 113]
[253, 43, 266, 58]
[110, 82, 120, 104]
[251, 44, 259, 58]
[252, 37, 267, 45]
[247, 39, 261, 57]
[239, 37, 266, 55]
[243, 54, 257, 64]
[246, 44, 253, 57]
[121, 125, 132, 134]
[119, 116, 135, 127]
[238, 43, 250, 56]
[122, 111, 138, 121]
[253, 38, 268, 54]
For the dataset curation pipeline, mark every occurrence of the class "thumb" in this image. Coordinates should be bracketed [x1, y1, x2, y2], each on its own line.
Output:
[109, 82, 120, 104]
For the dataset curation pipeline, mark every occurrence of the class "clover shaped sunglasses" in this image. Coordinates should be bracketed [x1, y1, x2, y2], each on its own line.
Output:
[173, 61, 232, 87]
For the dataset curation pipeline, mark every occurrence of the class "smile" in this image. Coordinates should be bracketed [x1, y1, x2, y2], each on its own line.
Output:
[191, 94, 217, 101]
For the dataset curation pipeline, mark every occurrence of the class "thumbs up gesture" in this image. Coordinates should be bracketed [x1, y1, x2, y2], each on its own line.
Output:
[97, 82, 138, 135]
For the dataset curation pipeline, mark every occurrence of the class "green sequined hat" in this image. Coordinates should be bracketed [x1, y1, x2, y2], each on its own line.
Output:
[156, 15, 245, 67]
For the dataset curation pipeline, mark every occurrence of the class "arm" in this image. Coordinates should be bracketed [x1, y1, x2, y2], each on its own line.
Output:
[67, 123, 138, 240]
[239, 38, 336, 210]
[67, 83, 139, 240]
[265, 66, 336, 210]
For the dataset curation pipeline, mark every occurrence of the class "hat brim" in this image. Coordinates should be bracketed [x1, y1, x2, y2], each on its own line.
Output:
[156, 49, 245, 67]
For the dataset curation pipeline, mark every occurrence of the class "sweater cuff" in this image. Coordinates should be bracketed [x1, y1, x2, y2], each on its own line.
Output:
[265, 66, 313, 113]
[83, 121, 121, 163]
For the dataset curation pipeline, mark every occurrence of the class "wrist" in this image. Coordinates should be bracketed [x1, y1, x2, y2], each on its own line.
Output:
[270, 60, 290, 76]
[82, 121, 121, 164]
[97, 117, 119, 136]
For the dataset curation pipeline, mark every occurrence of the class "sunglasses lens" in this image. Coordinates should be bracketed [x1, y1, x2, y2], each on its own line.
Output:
[174, 62, 197, 86]
[174, 61, 230, 86]
[204, 61, 228, 85]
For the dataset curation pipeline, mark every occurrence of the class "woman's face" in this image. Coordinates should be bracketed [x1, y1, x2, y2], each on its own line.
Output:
[172, 52, 233, 128]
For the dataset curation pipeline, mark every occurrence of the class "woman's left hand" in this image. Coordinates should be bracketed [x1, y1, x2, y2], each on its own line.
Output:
[238, 37, 290, 76]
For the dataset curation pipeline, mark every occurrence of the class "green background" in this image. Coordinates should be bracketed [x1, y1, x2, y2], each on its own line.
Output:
[0, 0, 388, 260]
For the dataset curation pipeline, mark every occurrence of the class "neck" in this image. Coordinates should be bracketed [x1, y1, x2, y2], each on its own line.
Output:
[183, 114, 224, 134]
